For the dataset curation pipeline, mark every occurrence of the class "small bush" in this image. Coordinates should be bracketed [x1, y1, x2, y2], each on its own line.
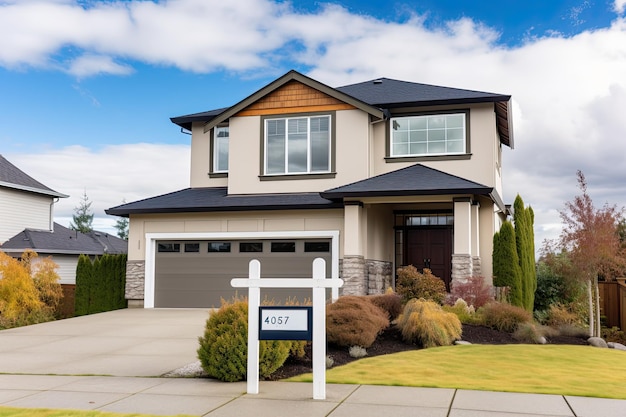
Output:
[557, 324, 590, 338]
[443, 298, 480, 325]
[544, 304, 580, 327]
[326, 296, 389, 348]
[396, 266, 447, 304]
[369, 291, 403, 321]
[512, 322, 556, 344]
[480, 302, 532, 333]
[447, 276, 493, 308]
[602, 327, 626, 345]
[397, 299, 462, 347]
[348, 345, 368, 358]
[197, 297, 291, 382]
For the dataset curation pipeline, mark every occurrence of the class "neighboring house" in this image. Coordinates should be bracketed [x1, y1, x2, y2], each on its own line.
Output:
[1, 222, 127, 284]
[0, 154, 68, 243]
[106, 70, 514, 309]
[0, 154, 127, 284]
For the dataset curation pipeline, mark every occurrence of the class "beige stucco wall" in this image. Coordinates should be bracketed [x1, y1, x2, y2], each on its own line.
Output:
[127, 209, 344, 260]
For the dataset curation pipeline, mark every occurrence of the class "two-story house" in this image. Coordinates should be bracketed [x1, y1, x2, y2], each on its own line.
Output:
[106, 70, 513, 309]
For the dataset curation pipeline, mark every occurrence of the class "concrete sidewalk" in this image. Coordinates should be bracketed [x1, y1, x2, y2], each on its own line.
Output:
[0, 309, 625, 417]
[1, 374, 625, 417]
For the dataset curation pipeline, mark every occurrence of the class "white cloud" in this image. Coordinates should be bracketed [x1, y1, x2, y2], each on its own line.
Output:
[3, 0, 626, 246]
[5, 144, 190, 234]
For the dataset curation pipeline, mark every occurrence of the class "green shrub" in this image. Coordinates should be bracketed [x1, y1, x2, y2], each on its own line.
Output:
[443, 298, 481, 325]
[326, 295, 389, 348]
[480, 302, 532, 333]
[396, 266, 446, 304]
[197, 297, 291, 382]
[397, 299, 462, 347]
[368, 291, 403, 321]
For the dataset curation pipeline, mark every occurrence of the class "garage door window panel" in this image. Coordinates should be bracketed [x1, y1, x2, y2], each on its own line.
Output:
[240, 242, 263, 253]
[208, 242, 231, 252]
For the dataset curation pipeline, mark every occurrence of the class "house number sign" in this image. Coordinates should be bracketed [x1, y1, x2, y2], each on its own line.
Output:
[259, 306, 312, 340]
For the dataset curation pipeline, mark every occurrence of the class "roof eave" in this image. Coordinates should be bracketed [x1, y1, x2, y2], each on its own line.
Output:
[0, 181, 69, 198]
[320, 188, 494, 200]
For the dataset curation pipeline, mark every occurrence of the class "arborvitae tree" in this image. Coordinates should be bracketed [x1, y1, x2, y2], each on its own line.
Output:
[70, 191, 94, 234]
[74, 254, 92, 316]
[514, 195, 537, 312]
[492, 221, 523, 307]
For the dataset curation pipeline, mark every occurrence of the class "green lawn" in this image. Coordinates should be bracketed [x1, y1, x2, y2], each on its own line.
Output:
[287, 344, 626, 399]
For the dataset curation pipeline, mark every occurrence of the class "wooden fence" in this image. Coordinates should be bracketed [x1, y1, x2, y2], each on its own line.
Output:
[598, 280, 626, 330]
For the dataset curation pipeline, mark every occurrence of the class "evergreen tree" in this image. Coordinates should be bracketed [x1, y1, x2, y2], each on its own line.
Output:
[74, 254, 92, 316]
[514, 195, 537, 312]
[492, 221, 523, 307]
[70, 191, 94, 233]
[114, 217, 129, 240]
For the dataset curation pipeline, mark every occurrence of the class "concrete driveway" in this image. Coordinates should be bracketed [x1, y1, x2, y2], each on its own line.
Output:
[0, 308, 209, 377]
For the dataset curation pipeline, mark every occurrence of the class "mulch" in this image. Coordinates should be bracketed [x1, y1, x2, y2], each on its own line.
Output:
[264, 324, 589, 380]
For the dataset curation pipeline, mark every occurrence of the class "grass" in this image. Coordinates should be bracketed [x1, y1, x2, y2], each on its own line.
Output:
[287, 344, 626, 399]
[0, 408, 194, 417]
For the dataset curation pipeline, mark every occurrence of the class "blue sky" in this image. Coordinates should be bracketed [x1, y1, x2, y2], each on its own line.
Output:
[1, 0, 626, 247]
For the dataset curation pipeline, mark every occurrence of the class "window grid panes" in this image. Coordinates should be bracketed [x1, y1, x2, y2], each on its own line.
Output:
[395, 213, 454, 227]
[391, 113, 465, 157]
[265, 115, 331, 175]
[213, 126, 229, 173]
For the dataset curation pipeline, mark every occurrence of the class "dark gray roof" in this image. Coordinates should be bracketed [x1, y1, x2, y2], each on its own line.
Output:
[170, 107, 229, 132]
[335, 78, 510, 108]
[321, 164, 493, 199]
[0, 223, 127, 256]
[0, 155, 68, 198]
[170, 70, 513, 148]
[105, 187, 342, 217]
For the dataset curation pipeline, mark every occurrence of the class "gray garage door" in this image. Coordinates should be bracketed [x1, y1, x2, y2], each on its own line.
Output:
[154, 239, 332, 308]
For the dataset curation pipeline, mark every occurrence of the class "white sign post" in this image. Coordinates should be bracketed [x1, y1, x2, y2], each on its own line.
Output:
[231, 258, 343, 400]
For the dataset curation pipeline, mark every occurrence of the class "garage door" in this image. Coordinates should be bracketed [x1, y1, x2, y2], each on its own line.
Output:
[154, 239, 332, 308]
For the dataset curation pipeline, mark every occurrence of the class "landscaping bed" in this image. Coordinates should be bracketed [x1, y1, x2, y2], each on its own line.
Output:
[265, 324, 589, 380]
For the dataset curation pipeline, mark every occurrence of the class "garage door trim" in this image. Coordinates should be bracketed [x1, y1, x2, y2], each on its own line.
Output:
[144, 230, 340, 308]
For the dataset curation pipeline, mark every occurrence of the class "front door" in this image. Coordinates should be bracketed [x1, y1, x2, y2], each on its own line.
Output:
[406, 228, 453, 290]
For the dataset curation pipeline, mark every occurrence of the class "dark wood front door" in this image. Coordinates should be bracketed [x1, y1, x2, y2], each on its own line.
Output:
[406, 228, 453, 290]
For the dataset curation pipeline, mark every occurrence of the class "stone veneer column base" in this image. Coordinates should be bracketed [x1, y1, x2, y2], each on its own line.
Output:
[451, 254, 473, 286]
[367, 260, 393, 295]
[340, 256, 367, 295]
[472, 256, 482, 277]
[125, 260, 145, 307]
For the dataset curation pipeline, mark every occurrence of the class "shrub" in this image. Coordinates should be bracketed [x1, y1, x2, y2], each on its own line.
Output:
[544, 304, 580, 327]
[557, 324, 590, 338]
[326, 295, 389, 348]
[443, 298, 481, 325]
[512, 322, 556, 344]
[348, 345, 368, 358]
[602, 327, 626, 345]
[369, 291, 403, 321]
[197, 297, 291, 382]
[480, 302, 532, 333]
[397, 299, 462, 347]
[396, 266, 446, 304]
[31, 256, 64, 313]
[447, 276, 493, 308]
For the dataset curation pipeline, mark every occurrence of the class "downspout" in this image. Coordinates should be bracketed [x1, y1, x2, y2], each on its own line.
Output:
[49, 197, 59, 232]
[369, 111, 388, 179]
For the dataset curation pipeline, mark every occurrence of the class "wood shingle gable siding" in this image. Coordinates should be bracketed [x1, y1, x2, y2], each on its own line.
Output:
[235, 80, 356, 116]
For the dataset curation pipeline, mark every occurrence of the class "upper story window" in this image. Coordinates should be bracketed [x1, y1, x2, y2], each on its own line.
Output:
[264, 115, 331, 175]
[390, 113, 466, 157]
[212, 126, 229, 173]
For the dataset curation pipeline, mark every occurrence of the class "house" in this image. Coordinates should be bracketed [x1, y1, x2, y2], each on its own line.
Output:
[0, 154, 68, 244]
[106, 70, 513, 309]
[0, 154, 127, 284]
[1, 222, 127, 284]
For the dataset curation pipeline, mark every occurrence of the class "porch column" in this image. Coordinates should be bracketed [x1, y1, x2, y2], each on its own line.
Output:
[342, 201, 367, 295]
[452, 198, 473, 283]
[471, 201, 482, 276]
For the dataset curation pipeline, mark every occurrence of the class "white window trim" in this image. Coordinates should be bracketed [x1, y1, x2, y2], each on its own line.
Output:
[390, 113, 467, 158]
[144, 230, 340, 308]
[264, 115, 332, 176]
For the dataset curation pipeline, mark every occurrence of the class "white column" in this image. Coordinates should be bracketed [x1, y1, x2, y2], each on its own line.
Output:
[471, 201, 481, 257]
[453, 198, 472, 255]
[246, 260, 261, 395]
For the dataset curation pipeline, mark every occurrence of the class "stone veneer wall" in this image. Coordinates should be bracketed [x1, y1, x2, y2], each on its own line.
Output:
[451, 254, 473, 284]
[339, 257, 393, 296]
[125, 260, 145, 307]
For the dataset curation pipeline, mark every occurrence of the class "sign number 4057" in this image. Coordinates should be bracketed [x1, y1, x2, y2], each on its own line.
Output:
[264, 315, 289, 325]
